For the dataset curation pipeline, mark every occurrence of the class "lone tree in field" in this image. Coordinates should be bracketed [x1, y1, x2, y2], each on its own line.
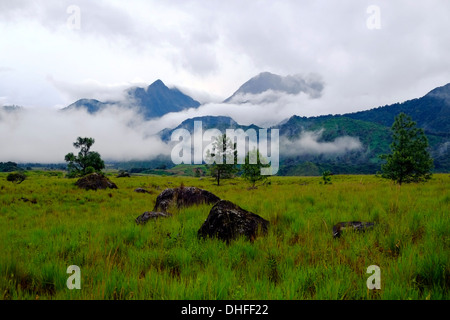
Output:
[321, 170, 332, 185]
[64, 137, 105, 178]
[205, 134, 238, 186]
[241, 149, 270, 188]
[379, 113, 433, 185]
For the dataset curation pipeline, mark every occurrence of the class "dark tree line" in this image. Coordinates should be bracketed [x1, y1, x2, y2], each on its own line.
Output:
[0, 162, 21, 172]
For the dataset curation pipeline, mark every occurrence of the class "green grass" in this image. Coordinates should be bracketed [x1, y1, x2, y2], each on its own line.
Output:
[0, 172, 448, 300]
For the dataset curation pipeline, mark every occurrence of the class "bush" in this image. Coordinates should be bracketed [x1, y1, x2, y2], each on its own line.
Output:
[6, 172, 26, 184]
[321, 170, 332, 184]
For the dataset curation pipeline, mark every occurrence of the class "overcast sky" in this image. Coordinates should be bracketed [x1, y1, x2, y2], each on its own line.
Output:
[1, 0, 449, 111]
[1, 0, 449, 163]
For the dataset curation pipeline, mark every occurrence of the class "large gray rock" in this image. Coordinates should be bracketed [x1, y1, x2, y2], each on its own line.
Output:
[332, 221, 375, 238]
[153, 186, 220, 213]
[198, 200, 269, 243]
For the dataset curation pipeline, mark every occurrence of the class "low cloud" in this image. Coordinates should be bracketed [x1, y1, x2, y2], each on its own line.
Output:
[280, 129, 362, 156]
[0, 101, 363, 164]
[0, 106, 171, 163]
[47, 77, 144, 104]
[151, 92, 326, 129]
[226, 73, 325, 104]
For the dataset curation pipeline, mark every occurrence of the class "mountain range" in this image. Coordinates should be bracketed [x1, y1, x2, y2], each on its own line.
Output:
[153, 78, 450, 175]
[61, 72, 325, 118]
[223, 71, 324, 103]
[2, 73, 449, 175]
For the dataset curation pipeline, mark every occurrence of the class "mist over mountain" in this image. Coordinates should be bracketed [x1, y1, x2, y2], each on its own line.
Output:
[0, 105, 23, 122]
[224, 72, 325, 103]
[159, 115, 262, 142]
[274, 82, 450, 174]
[125, 80, 201, 119]
[158, 78, 450, 175]
[0, 105, 23, 113]
[64, 99, 107, 114]
[1, 73, 449, 174]
[343, 83, 450, 136]
[62, 79, 201, 120]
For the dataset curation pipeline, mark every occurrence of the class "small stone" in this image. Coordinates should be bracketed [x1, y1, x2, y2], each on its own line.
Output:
[135, 211, 172, 225]
[332, 221, 375, 238]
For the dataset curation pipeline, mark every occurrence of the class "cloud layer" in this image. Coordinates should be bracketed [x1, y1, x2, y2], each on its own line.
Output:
[0, 105, 363, 163]
[0, 107, 171, 163]
[280, 130, 362, 156]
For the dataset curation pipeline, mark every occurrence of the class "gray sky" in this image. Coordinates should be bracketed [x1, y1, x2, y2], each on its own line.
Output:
[1, 0, 449, 111]
[0, 0, 449, 162]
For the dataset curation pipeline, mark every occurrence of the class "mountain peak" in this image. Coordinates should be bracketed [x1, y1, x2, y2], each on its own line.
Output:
[62, 79, 200, 119]
[224, 71, 324, 103]
[148, 79, 166, 90]
[254, 71, 278, 79]
[64, 99, 105, 113]
[132, 80, 200, 119]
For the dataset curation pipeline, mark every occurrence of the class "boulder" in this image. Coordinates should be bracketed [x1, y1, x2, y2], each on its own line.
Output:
[153, 186, 220, 213]
[75, 173, 118, 191]
[134, 188, 151, 194]
[332, 221, 375, 238]
[198, 200, 269, 243]
[135, 211, 172, 225]
[117, 171, 131, 178]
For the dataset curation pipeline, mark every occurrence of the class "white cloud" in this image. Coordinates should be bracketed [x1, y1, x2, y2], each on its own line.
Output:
[0, 107, 171, 163]
[1, 0, 449, 110]
[47, 77, 142, 103]
[280, 129, 362, 156]
[150, 90, 339, 130]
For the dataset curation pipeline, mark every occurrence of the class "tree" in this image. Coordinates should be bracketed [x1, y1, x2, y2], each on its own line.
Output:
[64, 137, 105, 178]
[379, 113, 433, 185]
[321, 170, 332, 185]
[241, 149, 270, 188]
[0, 162, 21, 172]
[205, 134, 238, 186]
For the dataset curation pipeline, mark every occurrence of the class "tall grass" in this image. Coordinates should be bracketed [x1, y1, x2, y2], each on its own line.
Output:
[0, 172, 448, 300]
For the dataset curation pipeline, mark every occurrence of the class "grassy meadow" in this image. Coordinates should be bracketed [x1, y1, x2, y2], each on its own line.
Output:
[0, 171, 448, 300]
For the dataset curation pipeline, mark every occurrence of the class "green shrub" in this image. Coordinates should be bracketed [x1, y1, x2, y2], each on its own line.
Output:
[6, 172, 26, 184]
